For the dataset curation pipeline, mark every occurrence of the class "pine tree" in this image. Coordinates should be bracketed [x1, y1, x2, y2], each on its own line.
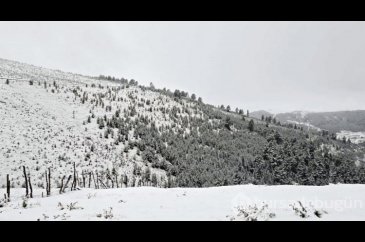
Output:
[224, 117, 233, 131]
[99, 118, 105, 129]
[174, 89, 181, 98]
[248, 119, 255, 132]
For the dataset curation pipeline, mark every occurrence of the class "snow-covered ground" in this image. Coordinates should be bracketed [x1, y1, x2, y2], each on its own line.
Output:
[1, 184, 365, 221]
[337, 130, 365, 144]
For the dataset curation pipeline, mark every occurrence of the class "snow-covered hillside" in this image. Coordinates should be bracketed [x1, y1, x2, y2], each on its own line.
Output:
[1, 185, 365, 221]
[0, 58, 203, 189]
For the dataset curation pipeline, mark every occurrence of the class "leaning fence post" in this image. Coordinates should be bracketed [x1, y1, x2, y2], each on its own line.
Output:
[23, 166, 29, 198]
[63, 175, 72, 193]
[59, 175, 66, 194]
[28, 176, 33, 198]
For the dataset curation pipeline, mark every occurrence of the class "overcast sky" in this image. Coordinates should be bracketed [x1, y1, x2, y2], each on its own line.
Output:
[0, 21, 364, 113]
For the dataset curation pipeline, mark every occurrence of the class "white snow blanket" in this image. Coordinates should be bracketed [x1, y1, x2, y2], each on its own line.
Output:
[1, 184, 364, 221]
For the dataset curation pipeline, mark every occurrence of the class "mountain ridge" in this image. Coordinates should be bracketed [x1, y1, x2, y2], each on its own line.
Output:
[252, 109, 365, 133]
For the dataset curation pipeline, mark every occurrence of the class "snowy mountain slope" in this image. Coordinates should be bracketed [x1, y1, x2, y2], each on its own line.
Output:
[1, 184, 365, 221]
[0, 58, 204, 189]
[2, 57, 365, 191]
[0, 58, 94, 86]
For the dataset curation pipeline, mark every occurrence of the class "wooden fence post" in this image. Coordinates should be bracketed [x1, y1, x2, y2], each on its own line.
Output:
[28, 176, 33, 198]
[92, 172, 97, 189]
[72, 162, 76, 190]
[82, 171, 86, 188]
[45, 170, 49, 196]
[27, 168, 33, 198]
[48, 168, 51, 196]
[63, 175, 72, 193]
[23, 166, 29, 198]
[88, 172, 92, 188]
[59, 175, 66, 194]
[6, 174, 10, 201]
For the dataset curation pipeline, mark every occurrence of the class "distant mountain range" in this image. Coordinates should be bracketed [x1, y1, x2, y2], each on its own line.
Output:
[251, 110, 365, 133]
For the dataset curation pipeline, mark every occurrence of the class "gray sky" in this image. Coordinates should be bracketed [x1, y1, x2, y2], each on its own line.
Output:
[0, 21, 364, 113]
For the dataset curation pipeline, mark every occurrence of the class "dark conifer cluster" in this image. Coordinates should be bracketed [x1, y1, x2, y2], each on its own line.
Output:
[76, 79, 365, 187]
